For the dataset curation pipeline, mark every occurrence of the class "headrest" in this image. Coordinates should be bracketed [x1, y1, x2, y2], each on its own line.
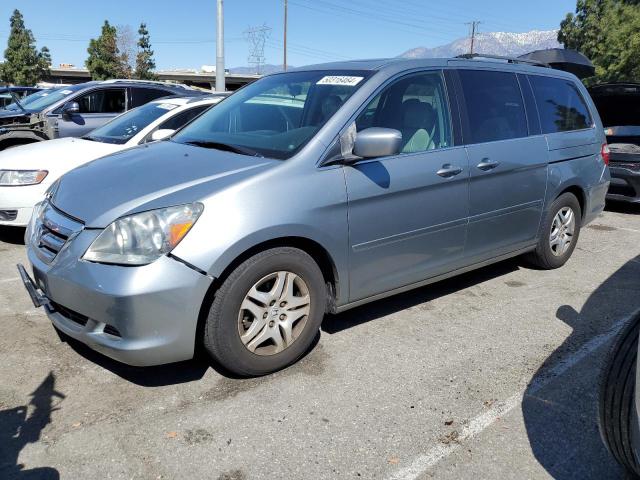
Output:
[402, 99, 436, 130]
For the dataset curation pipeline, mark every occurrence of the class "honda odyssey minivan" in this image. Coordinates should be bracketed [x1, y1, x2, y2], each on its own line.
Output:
[19, 57, 610, 376]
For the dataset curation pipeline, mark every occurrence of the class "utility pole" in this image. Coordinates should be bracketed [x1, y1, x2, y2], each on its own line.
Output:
[216, 0, 225, 92]
[465, 20, 482, 55]
[283, 0, 288, 70]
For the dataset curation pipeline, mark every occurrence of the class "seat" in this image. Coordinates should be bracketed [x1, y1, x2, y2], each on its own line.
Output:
[400, 99, 437, 153]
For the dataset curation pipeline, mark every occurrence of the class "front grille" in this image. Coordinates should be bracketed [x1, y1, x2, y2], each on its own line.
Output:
[50, 301, 89, 326]
[31, 202, 83, 264]
[0, 210, 17, 221]
[610, 160, 640, 172]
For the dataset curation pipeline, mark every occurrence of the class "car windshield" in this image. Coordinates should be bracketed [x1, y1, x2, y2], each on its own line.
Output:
[4, 86, 79, 112]
[172, 70, 372, 160]
[86, 101, 181, 145]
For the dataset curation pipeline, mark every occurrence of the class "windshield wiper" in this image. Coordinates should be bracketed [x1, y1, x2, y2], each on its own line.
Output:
[182, 140, 264, 157]
[7, 92, 26, 113]
[82, 135, 100, 142]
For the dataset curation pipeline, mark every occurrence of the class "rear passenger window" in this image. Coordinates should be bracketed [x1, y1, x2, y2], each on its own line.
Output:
[356, 71, 452, 153]
[458, 70, 528, 144]
[130, 88, 171, 108]
[529, 75, 593, 133]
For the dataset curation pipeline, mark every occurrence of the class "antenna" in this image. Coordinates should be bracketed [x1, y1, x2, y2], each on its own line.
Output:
[465, 20, 482, 55]
[244, 24, 272, 75]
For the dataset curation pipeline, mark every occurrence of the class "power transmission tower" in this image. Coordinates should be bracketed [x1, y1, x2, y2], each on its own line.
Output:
[244, 24, 272, 75]
[465, 20, 482, 55]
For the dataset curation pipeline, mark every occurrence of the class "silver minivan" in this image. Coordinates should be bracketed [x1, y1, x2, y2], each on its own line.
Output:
[19, 57, 611, 376]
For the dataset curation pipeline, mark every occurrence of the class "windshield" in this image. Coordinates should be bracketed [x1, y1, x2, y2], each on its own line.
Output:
[6, 86, 79, 112]
[86, 101, 180, 145]
[173, 70, 372, 159]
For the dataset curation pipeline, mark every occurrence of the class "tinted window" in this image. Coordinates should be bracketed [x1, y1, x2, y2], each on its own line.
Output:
[459, 70, 528, 144]
[76, 88, 126, 114]
[529, 75, 593, 133]
[159, 105, 209, 131]
[130, 87, 171, 108]
[356, 71, 452, 152]
[173, 70, 371, 160]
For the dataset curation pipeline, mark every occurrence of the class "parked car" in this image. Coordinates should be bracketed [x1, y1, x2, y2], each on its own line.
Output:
[0, 86, 41, 109]
[18, 57, 610, 376]
[0, 79, 204, 150]
[0, 94, 226, 227]
[589, 83, 640, 203]
[599, 311, 640, 477]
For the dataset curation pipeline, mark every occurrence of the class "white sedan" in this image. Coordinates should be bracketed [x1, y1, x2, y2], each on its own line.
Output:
[0, 94, 226, 226]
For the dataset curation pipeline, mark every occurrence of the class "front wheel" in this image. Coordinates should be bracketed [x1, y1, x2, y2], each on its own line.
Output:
[203, 247, 326, 377]
[599, 313, 640, 477]
[527, 192, 581, 269]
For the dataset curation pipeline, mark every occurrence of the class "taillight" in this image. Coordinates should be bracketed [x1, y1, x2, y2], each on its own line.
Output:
[601, 143, 611, 166]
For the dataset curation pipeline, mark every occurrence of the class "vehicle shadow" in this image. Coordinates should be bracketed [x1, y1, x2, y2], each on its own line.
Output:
[0, 372, 63, 479]
[522, 255, 640, 479]
[57, 331, 210, 387]
[323, 258, 520, 333]
[0, 226, 26, 245]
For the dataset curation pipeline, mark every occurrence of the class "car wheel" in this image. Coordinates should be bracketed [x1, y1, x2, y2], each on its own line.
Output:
[599, 313, 640, 478]
[527, 192, 581, 269]
[203, 247, 326, 377]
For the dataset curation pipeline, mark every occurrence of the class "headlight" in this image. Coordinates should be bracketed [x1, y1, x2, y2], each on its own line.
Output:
[0, 169, 48, 186]
[83, 203, 203, 266]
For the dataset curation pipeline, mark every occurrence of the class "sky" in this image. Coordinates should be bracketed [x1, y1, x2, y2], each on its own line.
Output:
[0, 0, 577, 71]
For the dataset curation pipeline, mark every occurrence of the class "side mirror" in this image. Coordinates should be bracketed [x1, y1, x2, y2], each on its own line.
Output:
[150, 129, 175, 141]
[62, 101, 80, 117]
[352, 128, 402, 160]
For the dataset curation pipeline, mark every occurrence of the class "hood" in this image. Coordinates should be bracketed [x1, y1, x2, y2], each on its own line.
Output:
[52, 140, 276, 227]
[0, 137, 122, 173]
[0, 110, 30, 127]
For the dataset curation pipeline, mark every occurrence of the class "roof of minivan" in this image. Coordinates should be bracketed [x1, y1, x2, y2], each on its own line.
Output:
[291, 57, 577, 79]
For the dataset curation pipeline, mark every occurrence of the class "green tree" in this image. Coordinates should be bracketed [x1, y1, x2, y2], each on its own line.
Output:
[86, 20, 131, 80]
[559, 0, 640, 82]
[0, 9, 51, 86]
[134, 23, 157, 80]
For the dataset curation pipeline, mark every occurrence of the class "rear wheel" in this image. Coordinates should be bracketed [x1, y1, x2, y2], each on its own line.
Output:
[527, 192, 581, 269]
[599, 313, 640, 477]
[203, 247, 326, 377]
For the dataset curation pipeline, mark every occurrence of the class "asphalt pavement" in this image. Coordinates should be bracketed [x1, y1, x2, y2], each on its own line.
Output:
[1, 204, 639, 480]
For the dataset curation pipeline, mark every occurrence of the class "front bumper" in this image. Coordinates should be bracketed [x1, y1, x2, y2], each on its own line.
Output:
[607, 165, 640, 203]
[24, 213, 213, 366]
[0, 183, 48, 226]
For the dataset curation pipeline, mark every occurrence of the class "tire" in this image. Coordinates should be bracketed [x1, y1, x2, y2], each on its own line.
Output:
[599, 313, 640, 477]
[527, 192, 581, 269]
[203, 247, 326, 377]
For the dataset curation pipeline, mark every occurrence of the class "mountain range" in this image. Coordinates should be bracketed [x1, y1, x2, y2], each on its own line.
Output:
[229, 30, 563, 73]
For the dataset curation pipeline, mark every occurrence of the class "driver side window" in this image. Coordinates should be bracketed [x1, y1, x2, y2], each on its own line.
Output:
[356, 71, 452, 153]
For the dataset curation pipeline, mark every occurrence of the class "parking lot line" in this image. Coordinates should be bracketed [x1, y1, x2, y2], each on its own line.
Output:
[386, 311, 637, 480]
[0, 276, 19, 284]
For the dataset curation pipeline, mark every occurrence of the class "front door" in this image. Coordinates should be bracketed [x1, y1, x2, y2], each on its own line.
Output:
[56, 88, 127, 138]
[345, 70, 469, 302]
[455, 69, 548, 263]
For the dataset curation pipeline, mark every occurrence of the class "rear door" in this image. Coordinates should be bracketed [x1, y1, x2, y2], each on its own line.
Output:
[344, 70, 470, 301]
[455, 69, 548, 263]
[56, 88, 127, 138]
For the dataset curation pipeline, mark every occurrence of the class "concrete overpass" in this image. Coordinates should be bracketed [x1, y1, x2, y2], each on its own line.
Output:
[42, 67, 261, 91]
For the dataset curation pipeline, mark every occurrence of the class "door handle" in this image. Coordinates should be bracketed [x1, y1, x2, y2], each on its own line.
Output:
[476, 158, 500, 171]
[436, 164, 463, 178]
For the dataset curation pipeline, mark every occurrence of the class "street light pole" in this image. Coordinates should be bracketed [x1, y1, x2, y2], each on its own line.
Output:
[216, 0, 225, 92]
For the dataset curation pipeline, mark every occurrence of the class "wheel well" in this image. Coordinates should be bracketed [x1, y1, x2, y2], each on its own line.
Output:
[194, 237, 339, 352]
[558, 185, 586, 221]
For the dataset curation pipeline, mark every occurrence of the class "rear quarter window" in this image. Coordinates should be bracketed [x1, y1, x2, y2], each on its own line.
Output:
[529, 75, 593, 133]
